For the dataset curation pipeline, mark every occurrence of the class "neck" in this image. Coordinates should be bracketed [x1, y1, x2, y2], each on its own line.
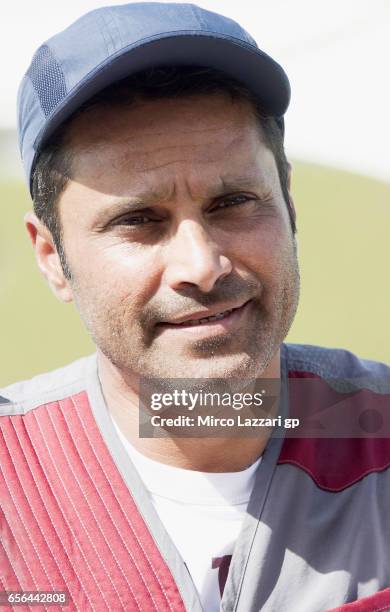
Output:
[97, 350, 281, 472]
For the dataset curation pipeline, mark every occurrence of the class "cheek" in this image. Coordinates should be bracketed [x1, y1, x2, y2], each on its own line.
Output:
[68, 239, 165, 316]
[232, 221, 291, 274]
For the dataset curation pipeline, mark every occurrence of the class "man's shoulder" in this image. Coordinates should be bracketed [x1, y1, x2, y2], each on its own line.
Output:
[283, 342, 390, 383]
[280, 344, 390, 492]
[0, 354, 96, 415]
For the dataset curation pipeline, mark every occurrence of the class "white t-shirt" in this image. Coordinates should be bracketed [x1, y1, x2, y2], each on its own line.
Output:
[111, 418, 261, 611]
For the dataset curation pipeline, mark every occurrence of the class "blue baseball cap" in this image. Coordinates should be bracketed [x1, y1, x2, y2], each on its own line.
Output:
[17, 2, 290, 194]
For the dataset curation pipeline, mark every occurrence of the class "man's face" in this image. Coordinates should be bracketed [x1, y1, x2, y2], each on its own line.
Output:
[51, 93, 300, 380]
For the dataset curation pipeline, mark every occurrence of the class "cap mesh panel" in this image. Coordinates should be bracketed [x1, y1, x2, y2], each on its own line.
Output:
[27, 45, 67, 117]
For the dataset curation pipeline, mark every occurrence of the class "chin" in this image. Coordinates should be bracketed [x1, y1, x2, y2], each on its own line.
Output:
[147, 350, 275, 381]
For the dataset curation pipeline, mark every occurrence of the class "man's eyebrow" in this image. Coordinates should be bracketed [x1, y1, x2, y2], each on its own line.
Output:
[219, 175, 261, 192]
[202, 174, 266, 200]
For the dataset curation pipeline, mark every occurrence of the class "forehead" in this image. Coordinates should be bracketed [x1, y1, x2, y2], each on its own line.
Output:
[64, 93, 274, 197]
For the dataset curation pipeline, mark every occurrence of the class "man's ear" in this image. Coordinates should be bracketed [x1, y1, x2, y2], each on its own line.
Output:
[24, 211, 73, 303]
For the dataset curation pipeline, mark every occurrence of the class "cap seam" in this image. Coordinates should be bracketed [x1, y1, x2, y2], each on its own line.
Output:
[106, 8, 125, 50]
[98, 10, 117, 56]
[189, 3, 207, 30]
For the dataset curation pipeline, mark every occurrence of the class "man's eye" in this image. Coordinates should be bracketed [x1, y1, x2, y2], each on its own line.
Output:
[215, 195, 253, 209]
[115, 215, 154, 226]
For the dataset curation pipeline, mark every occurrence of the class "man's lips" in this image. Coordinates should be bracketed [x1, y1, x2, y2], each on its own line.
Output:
[157, 300, 252, 328]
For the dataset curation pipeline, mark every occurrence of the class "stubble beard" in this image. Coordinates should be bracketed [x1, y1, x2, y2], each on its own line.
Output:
[70, 242, 300, 383]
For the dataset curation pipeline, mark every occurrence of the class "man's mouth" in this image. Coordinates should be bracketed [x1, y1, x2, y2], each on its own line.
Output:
[171, 306, 240, 327]
[156, 300, 252, 336]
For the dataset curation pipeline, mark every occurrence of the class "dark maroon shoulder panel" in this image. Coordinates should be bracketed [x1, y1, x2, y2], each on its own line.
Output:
[278, 370, 390, 492]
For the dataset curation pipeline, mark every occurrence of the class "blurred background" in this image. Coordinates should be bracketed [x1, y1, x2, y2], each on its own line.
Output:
[1, 0, 389, 386]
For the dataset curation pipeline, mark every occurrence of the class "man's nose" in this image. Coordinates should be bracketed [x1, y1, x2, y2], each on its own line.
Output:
[163, 220, 233, 293]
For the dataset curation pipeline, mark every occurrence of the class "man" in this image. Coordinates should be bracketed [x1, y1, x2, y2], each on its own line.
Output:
[1, 3, 390, 611]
